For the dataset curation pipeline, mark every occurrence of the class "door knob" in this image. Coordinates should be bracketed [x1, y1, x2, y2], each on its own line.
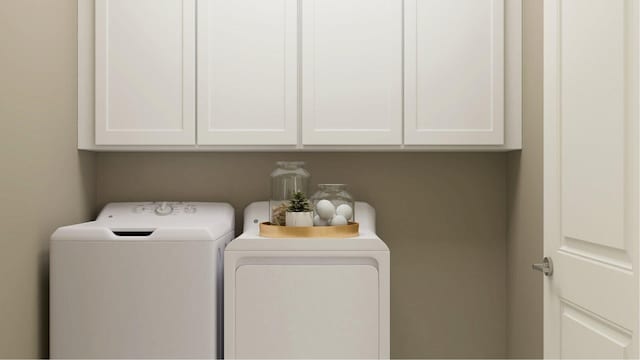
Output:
[532, 257, 553, 276]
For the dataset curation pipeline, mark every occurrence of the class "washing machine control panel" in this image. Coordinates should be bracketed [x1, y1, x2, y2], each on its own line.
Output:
[130, 202, 198, 216]
[94, 202, 234, 233]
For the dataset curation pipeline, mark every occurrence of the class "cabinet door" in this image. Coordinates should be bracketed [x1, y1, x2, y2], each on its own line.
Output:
[404, 0, 504, 145]
[301, 0, 403, 145]
[95, 0, 196, 145]
[197, 0, 298, 145]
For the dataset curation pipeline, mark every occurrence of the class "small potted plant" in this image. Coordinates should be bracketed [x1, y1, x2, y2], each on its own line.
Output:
[285, 192, 314, 227]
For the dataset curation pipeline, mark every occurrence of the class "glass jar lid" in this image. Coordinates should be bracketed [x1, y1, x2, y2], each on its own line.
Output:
[276, 161, 306, 169]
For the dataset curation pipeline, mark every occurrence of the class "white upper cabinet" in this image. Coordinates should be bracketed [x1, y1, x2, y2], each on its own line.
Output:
[94, 0, 196, 145]
[81, 0, 521, 150]
[197, 0, 298, 145]
[301, 0, 403, 145]
[404, 0, 505, 145]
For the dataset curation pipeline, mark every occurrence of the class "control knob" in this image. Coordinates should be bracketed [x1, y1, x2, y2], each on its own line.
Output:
[155, 202, 173, 216]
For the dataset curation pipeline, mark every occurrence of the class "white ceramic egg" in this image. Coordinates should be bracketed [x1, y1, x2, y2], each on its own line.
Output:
[335, 204, 353, 221]
[316, 199, 336, 220]
[313, 215, 329, 226]
[330, 214, 348, 226]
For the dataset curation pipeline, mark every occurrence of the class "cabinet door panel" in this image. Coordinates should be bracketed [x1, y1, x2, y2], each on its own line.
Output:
[197, 0, 298, 145]
[301, 0, 403, 145]
[405, 0, 504, 145]
[95, 0, 196, 145]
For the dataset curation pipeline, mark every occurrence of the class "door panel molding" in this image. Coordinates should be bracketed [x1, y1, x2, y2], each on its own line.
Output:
[404, 0, 505, 145]
[95, 0, 196, 145]
[560, 300, 631, 358]
[301, 0, 403, 145]
[560, 237, 632, 271]
[197, 0, 298, 145]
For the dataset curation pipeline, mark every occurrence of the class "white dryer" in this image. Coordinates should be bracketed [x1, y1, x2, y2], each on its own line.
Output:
[225, 201, 390, 359]
[50, 202, 234, 359]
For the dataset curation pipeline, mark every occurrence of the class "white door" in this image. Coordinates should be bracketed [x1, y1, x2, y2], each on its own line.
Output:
[543, 0, 639, 358]
[197, 0, 298, 145]
[95, 0, 196, 145]
[404, 0, 504, 145]
[301, 0, 403, 145]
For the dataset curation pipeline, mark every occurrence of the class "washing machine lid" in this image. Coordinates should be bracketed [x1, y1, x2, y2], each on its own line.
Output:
[51, 202, 234, 242]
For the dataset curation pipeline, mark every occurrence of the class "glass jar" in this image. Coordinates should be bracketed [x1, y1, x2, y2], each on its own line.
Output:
[270, 161, 311, 225]
[310, 184, 355, 226]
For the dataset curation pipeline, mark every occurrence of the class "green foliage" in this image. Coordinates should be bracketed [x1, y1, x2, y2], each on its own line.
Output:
[287, 192, 311, 212]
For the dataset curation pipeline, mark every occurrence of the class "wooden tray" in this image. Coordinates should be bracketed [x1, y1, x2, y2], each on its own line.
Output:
[259, 222, 359, 238]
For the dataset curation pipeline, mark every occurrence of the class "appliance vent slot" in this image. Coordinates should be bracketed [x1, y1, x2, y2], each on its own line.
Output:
[112, 230, 154, 237]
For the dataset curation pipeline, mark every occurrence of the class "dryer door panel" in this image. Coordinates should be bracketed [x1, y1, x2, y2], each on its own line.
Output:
[234, 264, 379, 359]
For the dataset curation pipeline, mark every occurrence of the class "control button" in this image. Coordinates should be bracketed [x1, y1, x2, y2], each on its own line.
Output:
[184, 205, 197, 214]
[155, 202, 173, 216]
[133, 205, 147, 213]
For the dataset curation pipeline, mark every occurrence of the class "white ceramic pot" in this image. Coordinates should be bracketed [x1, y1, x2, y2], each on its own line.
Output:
[286, 211, 314, 227]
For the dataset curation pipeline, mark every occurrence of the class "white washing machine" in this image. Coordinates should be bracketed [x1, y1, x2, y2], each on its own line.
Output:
[50, 202, 234, 359]
[225, 201, 390, 359]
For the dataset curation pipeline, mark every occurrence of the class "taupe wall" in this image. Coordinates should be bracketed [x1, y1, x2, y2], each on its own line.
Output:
[0, 1, 96, 358]
[506, 0, 544, 357]
[0, 0, 544, 358]
[96, 152, 507, 358]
